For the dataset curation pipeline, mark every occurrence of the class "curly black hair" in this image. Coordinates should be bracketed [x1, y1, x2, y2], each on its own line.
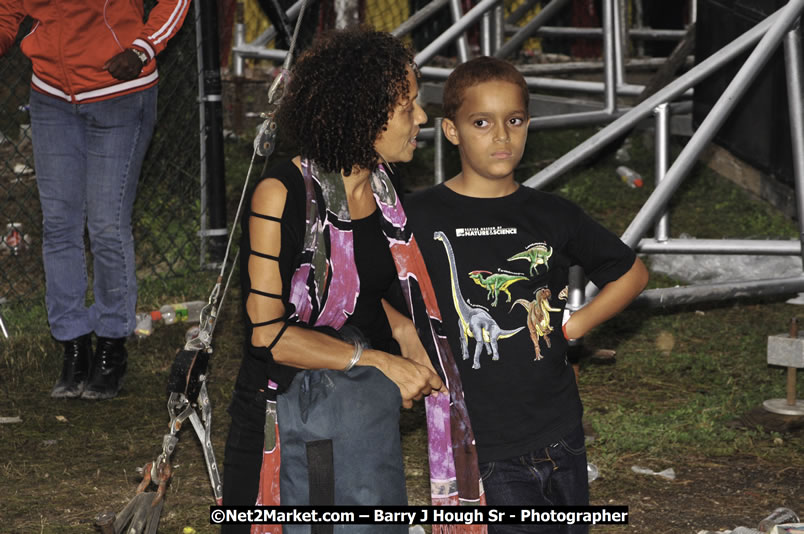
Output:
[276, 28, 415, 175]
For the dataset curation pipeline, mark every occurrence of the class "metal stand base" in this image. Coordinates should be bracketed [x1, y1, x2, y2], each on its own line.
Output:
[763, 398, 804, 416]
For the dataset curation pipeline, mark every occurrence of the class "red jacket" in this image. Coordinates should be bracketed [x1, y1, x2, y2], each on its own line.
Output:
[0, 0, 190, 103]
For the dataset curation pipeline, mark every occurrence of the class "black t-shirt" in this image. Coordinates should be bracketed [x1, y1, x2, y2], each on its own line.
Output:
[406, 183, 636, 463]
[235, 159, 399, 399]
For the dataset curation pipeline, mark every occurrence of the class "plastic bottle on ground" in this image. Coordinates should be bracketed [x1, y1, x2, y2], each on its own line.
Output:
[758, 508, 800, 532]
[587, 462, 599, 483]
[134, 313, 154, 338]
[615, 166, 644, 188]
[154, 300, 206, 325]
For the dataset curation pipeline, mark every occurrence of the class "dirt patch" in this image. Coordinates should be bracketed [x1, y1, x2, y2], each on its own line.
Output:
[1, 311, 802, 533]
[588, 454, 803, 532]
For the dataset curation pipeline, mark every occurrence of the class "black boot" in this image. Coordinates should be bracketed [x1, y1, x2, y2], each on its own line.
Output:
[50, 334, 92, 399]
[82, 336, 127, 400]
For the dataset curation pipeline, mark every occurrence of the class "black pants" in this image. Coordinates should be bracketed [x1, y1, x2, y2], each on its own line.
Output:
[222, 389, 266, 534]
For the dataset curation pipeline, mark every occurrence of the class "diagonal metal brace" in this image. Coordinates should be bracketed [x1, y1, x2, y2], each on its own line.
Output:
[187, 382, 223, 504]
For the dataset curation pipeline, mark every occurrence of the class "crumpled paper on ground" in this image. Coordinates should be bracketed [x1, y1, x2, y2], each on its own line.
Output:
[631, 465, 676, 480]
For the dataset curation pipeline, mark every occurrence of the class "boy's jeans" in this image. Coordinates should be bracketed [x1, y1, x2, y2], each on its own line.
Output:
[479, 424, 589, 534]
[29, 87, 157, 341]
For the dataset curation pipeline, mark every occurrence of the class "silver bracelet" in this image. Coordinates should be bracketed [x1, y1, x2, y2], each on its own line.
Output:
[342, 340, 364, 372]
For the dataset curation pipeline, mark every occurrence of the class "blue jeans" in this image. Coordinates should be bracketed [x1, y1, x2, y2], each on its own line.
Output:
[29, 87, 157, 340]
[479, 424, 589, 534]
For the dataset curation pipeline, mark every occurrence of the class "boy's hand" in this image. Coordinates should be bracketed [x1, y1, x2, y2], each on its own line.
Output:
[563, 258, 649, 340]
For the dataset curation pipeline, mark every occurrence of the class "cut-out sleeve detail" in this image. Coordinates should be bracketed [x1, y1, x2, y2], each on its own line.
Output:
[266, 321, 290, 351]
[251, 317, 284, 328]
[250, 288, 282, 299]
[251, 250, 280, 261]
[250, 212, 283, 222]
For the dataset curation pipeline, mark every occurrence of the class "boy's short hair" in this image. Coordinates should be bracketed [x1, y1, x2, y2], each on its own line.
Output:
[442, 56, 529, 120]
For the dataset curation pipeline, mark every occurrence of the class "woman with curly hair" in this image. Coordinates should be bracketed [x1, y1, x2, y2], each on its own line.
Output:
[222, 28, 457, 533]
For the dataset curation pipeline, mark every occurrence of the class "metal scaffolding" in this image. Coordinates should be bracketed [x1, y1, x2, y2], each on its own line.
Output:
[229, 0, 804, 311]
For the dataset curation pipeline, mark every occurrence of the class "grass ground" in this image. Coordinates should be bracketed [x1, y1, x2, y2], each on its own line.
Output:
[1, 126, 802, 533]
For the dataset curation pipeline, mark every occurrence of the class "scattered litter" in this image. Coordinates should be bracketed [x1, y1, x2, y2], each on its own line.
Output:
[42, 439, 57, 447]
[183, 527, 198, 534]
[0, 415, 22, 424]
[615, 138, 632, 163]
[786, 294, 804, 305]
[631, 465, 676, 480]
[769, 526, 804, 534]
[656, 331, 675, 355]
[55, 415, 68, 423]
[651, 247, 802, 286]
[616, 165, 644, 188]
[697, 528, 760, 534]
[589, 348, 616, 365]
[587, 462, 599, 483]
[13, 163, 33, 175]
[760, 508, 801, 532]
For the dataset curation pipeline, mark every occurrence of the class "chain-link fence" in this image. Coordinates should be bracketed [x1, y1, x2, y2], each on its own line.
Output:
[0, 4, 207, 303]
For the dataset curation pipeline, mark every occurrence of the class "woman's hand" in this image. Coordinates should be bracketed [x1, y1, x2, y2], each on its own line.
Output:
[365, 350, 443, 409]
[382, 300, 448, 398]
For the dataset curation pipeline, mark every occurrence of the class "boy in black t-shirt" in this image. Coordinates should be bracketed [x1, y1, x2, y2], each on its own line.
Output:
[406, 57, 649, 533]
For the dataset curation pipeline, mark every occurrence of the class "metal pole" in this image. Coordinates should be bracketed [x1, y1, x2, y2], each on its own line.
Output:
[482, 11, 493, 56]
[620, 0, 804, 249]
[506, 0, 540, 25]
[516, 56, 694, 74]
[415, 0, 500, 66]
[784, 25, 804, 266]
[448, 0, 470, 63]
[494, 4, 504, 52]
[504, 26, 686, 40]
[420, 65, 646, 95]
[567, 266, 585, 314]
[613, 0, 627, 86]
[653, 103, 670, 242]
[0, 312, 8, 339]
[630, 276, 804, 310]
[251, 0, 307, 47]
[196, 0, 208, 266]
[523, 5, 788, 190]
[434, 117, 445, 184]
[197, 0, 228, 264]
[494, 0, 572, 59]
[392, 0, 450, 38]
[636, 238, 801, 255]
[635, 0, 645, 56]
[234, 3, 245, 76]
[528, 109, 627, 129]
[565, 265, 585, 343]
[602, 0, 617, 112]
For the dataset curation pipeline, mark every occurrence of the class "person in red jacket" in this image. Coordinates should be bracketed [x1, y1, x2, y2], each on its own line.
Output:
[0, 0, 190, 400]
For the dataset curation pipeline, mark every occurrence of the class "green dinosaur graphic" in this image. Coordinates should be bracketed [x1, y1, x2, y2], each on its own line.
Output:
[468, 270, 528, 307]
[508, 244, 553, 275]
[435, 231, 524, 370]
